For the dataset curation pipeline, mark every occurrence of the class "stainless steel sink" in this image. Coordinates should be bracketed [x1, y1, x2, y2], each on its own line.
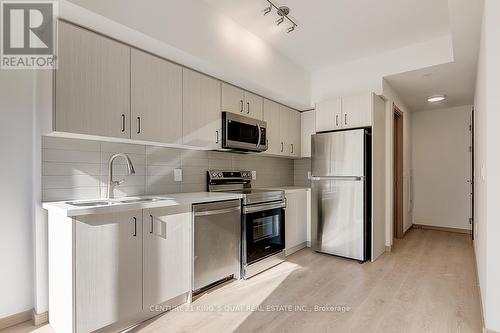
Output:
[67, 200, 114, 207]
[67, 197, 170, 207]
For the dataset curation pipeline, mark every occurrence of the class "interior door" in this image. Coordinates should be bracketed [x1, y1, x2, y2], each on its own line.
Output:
[311, 179, 365, 260]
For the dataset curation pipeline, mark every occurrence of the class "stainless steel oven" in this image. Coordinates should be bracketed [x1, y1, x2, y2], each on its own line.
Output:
[242, 201, 285, 269]
[222, 112, 267, 152]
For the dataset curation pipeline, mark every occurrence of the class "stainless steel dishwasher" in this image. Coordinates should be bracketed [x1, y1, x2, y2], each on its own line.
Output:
[193, 199, 241, 295]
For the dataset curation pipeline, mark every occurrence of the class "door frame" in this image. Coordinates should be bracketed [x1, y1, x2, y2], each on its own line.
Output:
[470, 107, 475, 240]
[393, 105, 404, 239]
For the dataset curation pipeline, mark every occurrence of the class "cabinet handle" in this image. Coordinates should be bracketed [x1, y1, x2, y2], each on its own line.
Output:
[215, 130, 219, 144]
[121, 114, 126, 132]
[246, 102, 250, 114]
[344, 114, 347, 125]
[132, 217, 137, 237]
[240, 100, 244, 112]
[149, 214, 154, 234]
[291, 144, 294, 154]
[137, 116, 141, 134]
[281, 142, 284, 152]
[335, 115, 339, 127]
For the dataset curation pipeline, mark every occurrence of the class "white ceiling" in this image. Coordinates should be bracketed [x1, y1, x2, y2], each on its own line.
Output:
[203, 0, 451, 70]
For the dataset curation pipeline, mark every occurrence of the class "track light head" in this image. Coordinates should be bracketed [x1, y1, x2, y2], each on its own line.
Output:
[263, 5, 272, 15]
[287, 25, 295, 33]
[276, 17, 284, 26]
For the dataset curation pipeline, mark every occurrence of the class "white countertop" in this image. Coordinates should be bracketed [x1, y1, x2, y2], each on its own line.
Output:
[263, 186, 310, 193]
[43, 192, 243, 217]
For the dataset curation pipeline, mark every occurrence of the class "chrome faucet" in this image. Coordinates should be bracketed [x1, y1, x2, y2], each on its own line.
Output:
[106, 153, 136, 199]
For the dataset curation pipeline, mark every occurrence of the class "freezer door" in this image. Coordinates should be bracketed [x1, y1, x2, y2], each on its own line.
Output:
[311, 130, 365, 177]
[311, 178, 365, 260]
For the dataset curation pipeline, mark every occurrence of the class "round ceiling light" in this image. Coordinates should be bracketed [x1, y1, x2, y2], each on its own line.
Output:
[427, 94, 447, 103]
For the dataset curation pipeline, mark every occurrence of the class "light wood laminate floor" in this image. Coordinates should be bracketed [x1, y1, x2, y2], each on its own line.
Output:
[2, 229, 482, 333]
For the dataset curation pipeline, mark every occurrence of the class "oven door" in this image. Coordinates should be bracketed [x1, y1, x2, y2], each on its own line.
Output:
[222, 112, 267, 152]
[242, 201, 285, 265]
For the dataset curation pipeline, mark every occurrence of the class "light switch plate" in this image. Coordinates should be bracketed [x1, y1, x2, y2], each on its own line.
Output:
[251, 171, 257, 180]
[174, 168, 183, 182]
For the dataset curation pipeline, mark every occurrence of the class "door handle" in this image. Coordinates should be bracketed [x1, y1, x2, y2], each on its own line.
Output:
[281, 142, 284, 152]
[137, 116, 141, 134]
[344, 114, 347, 125]
[215, 130, 219, 144]
[132, 217, 137, 237]
[291, 143, 294, 154]
[121, 114, 126, 132]
[149, 214, 154, 234]
[335, 115, 339, 127]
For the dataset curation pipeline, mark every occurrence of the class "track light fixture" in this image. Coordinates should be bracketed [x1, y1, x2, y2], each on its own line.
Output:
[263, 5, 272, 15]
[262, 0, 298, 33]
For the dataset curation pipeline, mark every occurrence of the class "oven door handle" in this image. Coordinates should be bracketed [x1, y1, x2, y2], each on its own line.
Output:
[243, 201, 285, 214]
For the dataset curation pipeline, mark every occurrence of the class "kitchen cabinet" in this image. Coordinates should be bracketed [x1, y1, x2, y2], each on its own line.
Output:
[131, 49, 183, 144]
[279, 106, 290, 155]
[263, 99, 281, 155]
[143, 206, 192, 308]
[315, 92, 376, 132]
[301, 110, 315, 158]
[341, 92, 373, 129]
[289, 108, 301, 157]
[315, 97, 341, 132]
[74, 210, 143, 333]
[284, 189, 310, 255]
[221, 83, 263, 120]
[182, 69, 222, 149]
[55, 21, 131, 138]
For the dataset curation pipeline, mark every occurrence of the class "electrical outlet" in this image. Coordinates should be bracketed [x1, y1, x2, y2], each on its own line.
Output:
[174, 168, 183, 182]
[251, 171, 257, 180]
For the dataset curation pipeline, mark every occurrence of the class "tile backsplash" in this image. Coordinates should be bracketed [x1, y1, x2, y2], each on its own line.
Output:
[42, 137, 297, 202]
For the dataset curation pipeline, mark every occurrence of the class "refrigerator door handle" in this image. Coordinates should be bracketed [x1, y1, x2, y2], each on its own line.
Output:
[311, 176, 365, 181]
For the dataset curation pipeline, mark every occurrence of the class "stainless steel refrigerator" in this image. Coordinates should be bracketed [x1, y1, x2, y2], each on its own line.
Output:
[311, 129, 371, 262]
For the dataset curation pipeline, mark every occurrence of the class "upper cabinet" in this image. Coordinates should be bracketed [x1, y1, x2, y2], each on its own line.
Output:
[301, 110, 315, 158]
[131, 49, 183, 144]
[288, 108, 301, 157]
[263, 99, 281, 155]
[55, 21, 131, 138]
[263, 99, 301, 158]
[221, 83, 263, 120]
[315, 92, 376, 132]
[182, 69, 222, 149]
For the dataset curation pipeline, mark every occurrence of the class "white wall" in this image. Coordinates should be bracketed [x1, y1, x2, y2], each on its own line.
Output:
[382, 81, 413, 246]
[312, 35, 454, 104]
[474, 0, 500, 331]
[61, 0, 310, 110]
[0, 71, 35, 318]
[411, 106, 471, 230]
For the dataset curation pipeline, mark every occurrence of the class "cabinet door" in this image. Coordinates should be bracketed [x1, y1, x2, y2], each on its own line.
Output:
[301, 110, 315, 158]
[341, 92, 373, 129]
[285, 191, 308, 252]
[55, 21, 130, 138]
[75, 210, 142, 333]
[315, 98, 342, 132]
[182, 69, 222, 149]
[221, 83, 245, 115]
[289, 109, 301, 157]
[143, 206, 191, 307]
[279, 106, 290, 156]
[263, 99, 281, 155]
[244, 91, 264, 120]
[131, 49, 182, 143]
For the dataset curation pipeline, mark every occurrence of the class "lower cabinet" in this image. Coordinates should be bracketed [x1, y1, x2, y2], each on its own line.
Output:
[75, 210, 143, 333]
[49, 207, 192, 333]
[143, 206, 192, 308]
[284, 190, 310, 255]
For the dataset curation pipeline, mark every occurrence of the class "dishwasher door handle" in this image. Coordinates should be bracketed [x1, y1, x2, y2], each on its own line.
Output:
[194, 206, 241, 217]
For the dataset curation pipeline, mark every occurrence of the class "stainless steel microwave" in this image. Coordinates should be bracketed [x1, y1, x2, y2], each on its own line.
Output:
[222, 112, 267, 152]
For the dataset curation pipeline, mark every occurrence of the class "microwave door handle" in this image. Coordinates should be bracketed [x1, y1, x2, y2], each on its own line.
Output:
[256, 123, 261, 149]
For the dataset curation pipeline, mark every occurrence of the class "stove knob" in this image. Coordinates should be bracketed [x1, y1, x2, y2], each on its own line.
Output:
[212, 172, 218, 178]
[218, 172, 223, 177]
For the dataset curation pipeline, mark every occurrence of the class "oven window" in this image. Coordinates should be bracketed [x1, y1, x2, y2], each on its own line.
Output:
[244, 207, 285, 264]
[227, 121, 258, 145]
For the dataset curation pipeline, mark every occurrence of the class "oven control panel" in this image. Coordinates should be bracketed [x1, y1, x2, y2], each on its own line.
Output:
[208, 170, 252, 180]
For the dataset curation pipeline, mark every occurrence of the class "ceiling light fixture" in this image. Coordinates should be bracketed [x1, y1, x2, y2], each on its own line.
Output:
[263, 1, 298, 33]
[263, 5, 272, 15]
[427, 94, 447, 103]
